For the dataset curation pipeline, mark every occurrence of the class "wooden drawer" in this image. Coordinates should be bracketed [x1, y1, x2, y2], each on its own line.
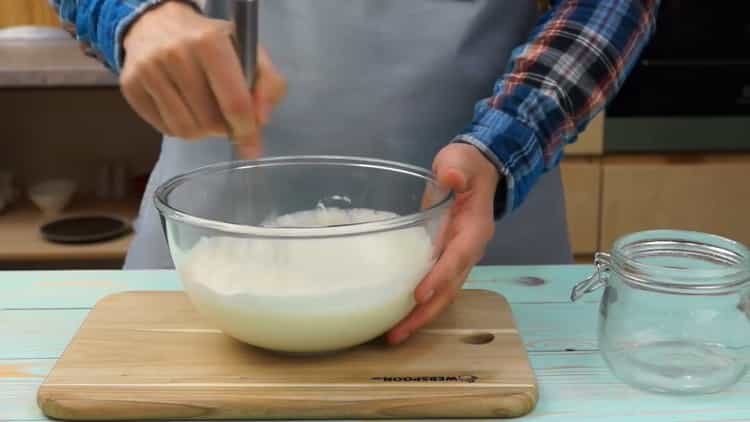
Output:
[561, 158, 601, 255]
[565, 113, 604, 156]
[600, 155, 750, 248]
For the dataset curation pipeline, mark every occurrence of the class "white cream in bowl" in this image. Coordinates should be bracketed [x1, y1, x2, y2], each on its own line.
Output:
[178, 208, 434, 353]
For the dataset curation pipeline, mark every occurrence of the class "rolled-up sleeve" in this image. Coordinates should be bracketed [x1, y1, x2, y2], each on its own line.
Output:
[454, 0, 659, 218]
[49, 0, 199, 72]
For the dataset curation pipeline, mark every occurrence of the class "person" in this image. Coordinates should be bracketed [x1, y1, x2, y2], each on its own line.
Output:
[51, 0, 658, 344]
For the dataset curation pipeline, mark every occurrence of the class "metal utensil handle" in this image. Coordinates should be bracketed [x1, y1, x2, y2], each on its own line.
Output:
[230, 0, 258, 87]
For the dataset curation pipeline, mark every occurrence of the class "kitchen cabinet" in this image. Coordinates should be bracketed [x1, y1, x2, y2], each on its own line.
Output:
[0, 88, 159, 189]
[0, 0, 60, 28]
[560, 158, 601, 256]
[561, 113, 750, 260]
[560, 113, 604, 260]
[0, 35, 157, 269]
[564, 113, 604, 156]
[0, 198, 138, 269]
[0, 88, 159, 269]
[600, 155, 750, 248]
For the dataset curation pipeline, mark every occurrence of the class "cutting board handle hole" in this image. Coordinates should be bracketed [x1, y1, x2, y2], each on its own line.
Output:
[461, 333, 495, 345]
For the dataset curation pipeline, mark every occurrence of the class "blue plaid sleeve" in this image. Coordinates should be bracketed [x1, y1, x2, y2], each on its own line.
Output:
[49, 0, 199, 72]
[455, 0, 659, 218]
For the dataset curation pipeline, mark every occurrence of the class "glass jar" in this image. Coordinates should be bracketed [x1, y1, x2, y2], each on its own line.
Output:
[572, 230, 750, 394]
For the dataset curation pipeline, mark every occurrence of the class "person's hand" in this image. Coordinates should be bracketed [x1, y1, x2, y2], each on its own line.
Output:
[387, 143, 499, 345]
[120, 1, 286, 158]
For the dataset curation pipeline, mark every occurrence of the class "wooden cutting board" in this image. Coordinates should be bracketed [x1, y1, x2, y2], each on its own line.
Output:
[38, 290, 537, 420]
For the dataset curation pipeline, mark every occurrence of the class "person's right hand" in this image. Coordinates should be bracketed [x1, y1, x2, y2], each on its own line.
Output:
[120, 1, 286, 158]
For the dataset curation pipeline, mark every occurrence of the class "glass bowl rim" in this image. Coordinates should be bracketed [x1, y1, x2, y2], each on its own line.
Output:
[154, 155, 454, 238]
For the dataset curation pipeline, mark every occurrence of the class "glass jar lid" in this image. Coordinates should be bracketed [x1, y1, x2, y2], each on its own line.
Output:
[610, 230, 750, 295]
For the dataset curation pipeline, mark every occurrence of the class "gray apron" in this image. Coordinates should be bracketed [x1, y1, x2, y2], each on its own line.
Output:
[124, 0, 572, 269]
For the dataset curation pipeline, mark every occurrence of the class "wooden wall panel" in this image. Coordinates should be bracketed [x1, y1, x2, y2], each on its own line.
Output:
[0, 0, 61, 28]
[601, 155, 750, 248]
[561, 158, 601, 254]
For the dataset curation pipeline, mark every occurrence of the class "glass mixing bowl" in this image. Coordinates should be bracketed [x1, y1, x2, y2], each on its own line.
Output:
[154, 156, 453, 353]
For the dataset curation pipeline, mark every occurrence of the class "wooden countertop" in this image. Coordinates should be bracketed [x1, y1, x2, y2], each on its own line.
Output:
[0, 197, 137, 262]
[0, 38, 117, 87]
[1, 266, 748, 421]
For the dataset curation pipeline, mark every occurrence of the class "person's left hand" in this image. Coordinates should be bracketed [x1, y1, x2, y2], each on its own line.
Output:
[387, 143, 500, 345]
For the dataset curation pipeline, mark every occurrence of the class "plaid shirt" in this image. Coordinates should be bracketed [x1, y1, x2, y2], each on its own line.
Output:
[51, 0, 659, 217]
[455, 0, 659, 216]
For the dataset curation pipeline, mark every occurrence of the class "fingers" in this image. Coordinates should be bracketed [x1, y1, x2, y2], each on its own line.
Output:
[438, 167, 470, 195]
[234, 127, 264, 159]
[235, 46, 286, 158]
[235, 46, 286, 157]
[432, 147, 474, 194]
[387, 143, 501, 346]
[120, 71, 169, 135]
[388, 217, 492, 345]
[414, 222, 488, 303]
[120, 1, 205, 139]
[420, 175, 450, 211]
[159, 45, 226, 138]
[195, 26, 260, 155]
[118, 1, 286, 156]
[139, 59, 200, 139]
[254, 46, 287, 125]
[387, 266, 472, 345]
[388, 225, 490, 345]
[429, 210, 451, 260]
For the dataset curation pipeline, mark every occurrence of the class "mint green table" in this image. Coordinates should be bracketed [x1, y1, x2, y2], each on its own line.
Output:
[1, 267, 748, 421]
